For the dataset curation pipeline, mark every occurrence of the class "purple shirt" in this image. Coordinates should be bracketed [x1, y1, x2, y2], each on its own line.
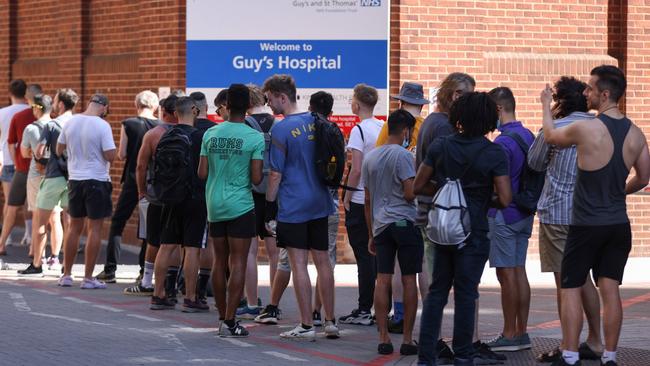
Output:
[488, 121, 535, 224]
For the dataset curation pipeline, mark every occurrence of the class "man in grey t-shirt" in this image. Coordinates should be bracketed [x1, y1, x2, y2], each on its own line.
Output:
[362, 110, 423, 356]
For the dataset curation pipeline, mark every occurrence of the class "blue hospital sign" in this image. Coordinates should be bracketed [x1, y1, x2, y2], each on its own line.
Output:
[186, 0, 390, 129]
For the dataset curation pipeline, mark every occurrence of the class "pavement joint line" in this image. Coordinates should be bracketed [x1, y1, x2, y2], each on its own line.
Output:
[263, 351, 308, 362]
[62, 296, 91, 304]
[126, 313, 164, 322]
[30, 311, 111, 326]
[218, 337, 254, 347]
[92, 304, 124, 313]
[33, 289, 58, 295]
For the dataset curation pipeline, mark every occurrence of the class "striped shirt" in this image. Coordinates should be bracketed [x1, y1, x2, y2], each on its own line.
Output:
[528, 112, 595, 225]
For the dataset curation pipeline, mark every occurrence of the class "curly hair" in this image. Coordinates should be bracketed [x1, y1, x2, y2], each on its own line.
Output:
[552, 76, 588, 119]
[449, 92, 498, 137]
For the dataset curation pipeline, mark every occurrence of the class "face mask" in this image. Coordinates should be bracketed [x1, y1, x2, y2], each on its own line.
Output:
[402, 132, 411, 148]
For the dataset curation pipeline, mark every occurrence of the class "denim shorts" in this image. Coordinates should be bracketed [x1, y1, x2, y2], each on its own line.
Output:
[488, 211, 534, 268]
[0, 164, 15, 183]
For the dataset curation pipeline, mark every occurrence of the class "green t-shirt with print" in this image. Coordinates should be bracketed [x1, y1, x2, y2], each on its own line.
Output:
[201, 121, 265, 222]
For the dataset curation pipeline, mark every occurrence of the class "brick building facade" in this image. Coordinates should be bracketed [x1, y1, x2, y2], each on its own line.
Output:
[1, 0, 648, 260]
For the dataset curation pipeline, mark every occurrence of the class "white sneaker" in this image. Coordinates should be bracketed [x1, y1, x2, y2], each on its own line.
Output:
[80, 278, 107, 289]
[324, 320, 340, 339]
[58, 275, 74, 287]
[280, 324, 316, 341]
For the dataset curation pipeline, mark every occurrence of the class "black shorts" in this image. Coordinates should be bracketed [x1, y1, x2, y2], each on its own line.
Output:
[160, 199, 208, 248]
[209, 209, 256, 238]
[7, 171, 27, 206]
[253, 192, 270, 239]
[277, 217, 328, 251]
[146, 202, 163, 248]
[374, 220, 423, 275]
[68, 179, 112, 219]
[561, 223, 632, 288]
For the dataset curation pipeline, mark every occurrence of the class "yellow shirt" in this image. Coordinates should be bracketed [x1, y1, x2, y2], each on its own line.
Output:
[375, 115, 424, 153]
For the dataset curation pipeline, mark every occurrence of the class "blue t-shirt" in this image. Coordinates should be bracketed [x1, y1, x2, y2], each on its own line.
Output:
[269, 112, 335, 223]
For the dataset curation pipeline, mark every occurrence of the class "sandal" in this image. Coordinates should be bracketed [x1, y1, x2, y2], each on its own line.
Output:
[378, 342, 394, 355]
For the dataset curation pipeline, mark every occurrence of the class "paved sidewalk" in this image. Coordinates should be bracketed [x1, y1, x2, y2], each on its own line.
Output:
[1, 242, 649, 365]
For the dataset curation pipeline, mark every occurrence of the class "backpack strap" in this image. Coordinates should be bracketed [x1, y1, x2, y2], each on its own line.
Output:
[245, 116, 263, 132]
[500, 130, 531, 156]
[355, 124, 365, 142]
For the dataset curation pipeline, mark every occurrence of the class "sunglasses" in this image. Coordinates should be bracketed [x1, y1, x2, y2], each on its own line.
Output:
[216, 104, 226, 116]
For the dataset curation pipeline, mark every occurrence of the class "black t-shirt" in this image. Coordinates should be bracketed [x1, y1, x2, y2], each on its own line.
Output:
[122, 117, 160, 183]
[247, 113, 275, 133]
[424, 134, 508, 235]
[195, 118, 215, 133]
[172, 123, 207, 199]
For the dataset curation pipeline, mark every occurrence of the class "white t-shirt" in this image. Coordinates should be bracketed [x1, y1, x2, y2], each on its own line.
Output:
[57, 114, 116, 181]
[0, 103, 30, 166]
[345, 117, 384, 204]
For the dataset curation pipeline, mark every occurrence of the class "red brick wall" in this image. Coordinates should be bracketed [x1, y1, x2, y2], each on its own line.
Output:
[1, 0, 649, 258]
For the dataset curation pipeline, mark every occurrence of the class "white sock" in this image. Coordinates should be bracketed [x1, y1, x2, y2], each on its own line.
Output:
[602, 350, 616, 364]
[24, 219, 32, 239]
[142, 261, 154, 288]
[562, 350, 580, 365]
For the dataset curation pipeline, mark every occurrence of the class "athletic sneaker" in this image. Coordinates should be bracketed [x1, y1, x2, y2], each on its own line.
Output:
[220, 321, 249, 338]
[338, 309, 373, 325]
[58, 275, 74, 287]
[17, 263, 44, 277]
[517, 333, 532, 350]
[313, 311, 322, 326]
[80, 278, 107, 289]
[46, 256, 61, 271]
[437, 339, 454, 366]
[280, 324, 316, 341]
[236, 306, 261, 319]
[182, 298, 210, 313]
[474, 341, 507, 364]
[216, 319, 227, 336]
[123, 284, 154, 296]
[96, 270, 116, 284]
[255, 305, 281, 324]
[486, 334, 522, 352]
[323, 320, 340, 339]
[150, 296, 175, 310]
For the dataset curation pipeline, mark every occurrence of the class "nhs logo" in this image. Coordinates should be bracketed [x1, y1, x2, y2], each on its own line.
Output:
[360, 0, 381, 6]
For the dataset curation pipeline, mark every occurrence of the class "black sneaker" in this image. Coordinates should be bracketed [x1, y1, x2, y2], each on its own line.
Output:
[338, 309, 374, 325]
[254, 305, 280, 324]
[437, 339, 454, 365]
[150, 296, 175, 310]
[474, 341, 506, 364]
[96, 270, 116, 284]
[313, 310, 322, 326]
[387, 316, 403, 334]
[220, 321, 249, 338]
[17, 263, 43, 277]
[123, 284, 154, 296]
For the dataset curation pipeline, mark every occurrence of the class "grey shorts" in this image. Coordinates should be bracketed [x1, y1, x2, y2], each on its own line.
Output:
[0, 165, 15, 183]
[278, 213, 338, 272]
[488, 211, 534, 268]
[7, 170, 28, 206]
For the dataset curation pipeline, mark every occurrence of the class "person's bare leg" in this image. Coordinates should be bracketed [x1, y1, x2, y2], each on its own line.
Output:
[63, 217, 84, 276]
[84, 218, 104, 279]
[417, 263, 429, 302]
[2, 182, 10, 218]
[515, 266, 531, 336]
[270, 268, 291, 306]
[145, 245, 159, 263]
[25, 208, 33, 256]
[598, 277, 622, 352]
[265, 237, 279, 285]
[496, 267, 519, 338]
[153, 244, 176, 298]
[200, 245, 213, 269]
[582, 276, 604, 352]
[244, 237, 259, 307]
[560, 287, 584, 352]
[48, 209, 63, 256]
[402, 274, 418, 345]
[392, 262, 403, 309]
[31, 208, 51, 267]
[375, 274, 392, 344]
[312, 249, 335, 320]
[225, 237, 251, 320]
[287, 247, 312, 325]
[183, 247, 201, 301]
[211, 237, 229, 318]
[314, 281, 322, 312]
[0, 205, 20, 252]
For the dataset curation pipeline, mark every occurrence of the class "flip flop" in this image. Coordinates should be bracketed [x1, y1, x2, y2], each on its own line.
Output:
[579, 342, 603, 360]
[536, 347, 561, 362]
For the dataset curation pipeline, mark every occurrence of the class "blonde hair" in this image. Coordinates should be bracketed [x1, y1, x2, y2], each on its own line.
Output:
[247, 84, 266, 108]
[134, 90, 159, 109]
[437, 73, 476, 114]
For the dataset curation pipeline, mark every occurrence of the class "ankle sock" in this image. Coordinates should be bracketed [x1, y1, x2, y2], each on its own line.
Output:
[224, 319, 236, 328]
[393, 301, 404, 322]
[165, 266, 179, 296]
[562, 350, 580, 365]
[602, 350, 616, 364]
[142, 261, 154, 287]
[197, 268, 210, 298]
[301, 323, 312, 330]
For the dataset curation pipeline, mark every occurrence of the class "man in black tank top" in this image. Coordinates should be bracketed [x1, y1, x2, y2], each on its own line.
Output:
[541, 65, 650, 366]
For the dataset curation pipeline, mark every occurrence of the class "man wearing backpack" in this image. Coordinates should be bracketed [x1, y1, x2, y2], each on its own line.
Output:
[150, 97, 208, 312]
[363, 109, 422, 356]
[485, 87, 536, 352]
[198, 84, 264, 337]
[235, 84, 278, 319]
[414, 92, 512, 366]
[339, 83, 383, 326]
[56, 94, 116, 289]
[262, 74, 339, 341]
[23, 89, 78, 275]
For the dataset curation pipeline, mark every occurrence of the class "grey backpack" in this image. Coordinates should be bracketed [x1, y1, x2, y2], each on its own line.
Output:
[245, 115, 274, 194]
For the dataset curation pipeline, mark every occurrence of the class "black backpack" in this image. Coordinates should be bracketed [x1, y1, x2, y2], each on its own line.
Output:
[150, 125, 194, 205]
[245, 115, 274, 194]
[501, 130, 545, 215]
[313, 112, 359, 190]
